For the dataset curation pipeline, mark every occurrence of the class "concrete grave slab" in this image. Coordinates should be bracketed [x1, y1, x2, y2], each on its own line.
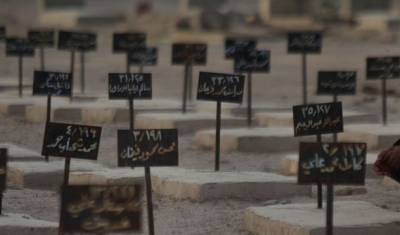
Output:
[194, 128, 330, 152]
[0, 213, 58, 235]
[243, 201, 400, 235]
[150, 168, 311, 201]
[281, 152, 379, 178]
[196, 102, 291, 117]
[0, 143, 43, 162]
[69, 168, 144, 185]
[135, 113, 254, 135]
[255, 111, 379, 128]
[338, 124, 400, 150]
[8, 160, 106, 189]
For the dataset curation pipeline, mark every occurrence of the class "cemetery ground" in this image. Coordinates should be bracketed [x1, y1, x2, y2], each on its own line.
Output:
[2, 36, 400, 234]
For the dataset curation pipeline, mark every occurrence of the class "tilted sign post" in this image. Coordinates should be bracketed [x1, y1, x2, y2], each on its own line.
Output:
[293, 102, 344, 209]
[33, 71, 73, 161]
[28, 30, 55, 71]
[172, 43, 207, 113]
[366, 57, 400, 125]
[197, 72, 245, 171]
[58, 31, 97, 94]
[6, 38, 35, 97]
[60, 185, 142, 234]
[298, 142, 366, 235]
[317, 71, 357, 142]
[0, 149, 7, 215]
[234, 50, 270, 127]
[113, 33, 146, 73]
[109, 73, 152, 131]
[117, 129, 179, 235]
[128, 47, 158, 74]
[288, 32, 322, 105]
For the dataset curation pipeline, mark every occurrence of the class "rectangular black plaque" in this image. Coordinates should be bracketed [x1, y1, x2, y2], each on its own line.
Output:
[366, 57, 400, 79]
[317, 71, 356, 95]
[234, 50, 270, 73]
[298, 142, 367, 185]
[293, 102, 343, 137]
[58, 31, 97, 52]
[0, 149, 6, 193]
[42, 122, 102, 160]
[117, 129, 178, 167]
[0, 26, 6, 42]
[108, 73, 152, 100]
[225, 38, 257, 59]
[28, 30, 55, 47]
[128, 48, 157, 66]
[6, 38, 35, 56]
[288, 32, 322, 54]
[113, 33, 146, 52]
[33, 71, 72, 96]
[61, 185, 142, 233]
[197, 72, 244, 103]
[172, 43, 207, 65]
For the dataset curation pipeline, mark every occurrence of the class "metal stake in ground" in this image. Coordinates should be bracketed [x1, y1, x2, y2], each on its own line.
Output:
[302, 51, 307, 105]
[80, 51, 85, 94]
[18, 54, 23, 97]
[45, 92, 52, 162]
[215, 98, 222, 171]
[317, 133, 323, 209]
[382, 76, 387, 125]
[126, 53, 130, 74]
[188, 63, 193, 102]
[326, 181, 334, 235]
[247, 71, 252, 127]
[129, 98, 135, 131]
[145, 165, 155, 235]
[182, 63, 190, 114]
[40, 46, 45, 71]
[58, 157, 71, 235]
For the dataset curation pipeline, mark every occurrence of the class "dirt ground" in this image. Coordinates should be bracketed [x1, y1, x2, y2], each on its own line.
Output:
[2, 30, 400, 234]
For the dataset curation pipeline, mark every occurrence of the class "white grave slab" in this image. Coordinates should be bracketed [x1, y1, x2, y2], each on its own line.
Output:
[69, 168, 144, 185]
[0, 213, 57, 235]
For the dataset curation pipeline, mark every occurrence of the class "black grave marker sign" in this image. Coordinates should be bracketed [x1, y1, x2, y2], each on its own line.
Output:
[58, 31, 97, 52]
[225, 38, 257, 59]
[42, 122, 102, 160]
[288, 32, 322, 54]
[117, 129, 178, 167]
[234, 50, 270, 73]
[60, 185, 142, 233]
[0, 149, 6, 192]
[366, 57, 400, 79]
[197, 72, 244, 103]
[128, 48, 158, 66]
[172, 43, 207, 65]
[28, 30, 55, 47]
[0, 26, 6, 42]
[317, 71, 356, 95]
[298, 142, 367, 185]
[113, 33, 146, 52]
[6, 38, 35, 56]
[293, 102, 343, 137]
[33, 71, 72, 96]
[108, 73, 152, 99]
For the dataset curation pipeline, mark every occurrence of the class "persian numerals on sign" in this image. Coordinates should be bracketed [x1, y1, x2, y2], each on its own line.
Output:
[234, 50, 270, 73]
[113, 33, 146, 52]
[108, 73, 152, 100]
[197, 72, 245, 103]
[6, 38, 35, 56]
[58, 31, 97, 52]
[33, 71, 72, 96]
[366, 57, 400, 79]
[28, 30, 55, 47]
[0, 149, 7, 193]
[317, 71, 357, 95]
[288, 32, 322, 54]
[61, 185, 142, 233]
[42, 122, 102, 160]
[117, 129, 178, 167]
[172, 43, 207, 65]
[298, 142, 367, 185]
[292, 102, 343, 137]
[0, 26, 6, 42]
[128, 48, 158, 66]
[224, 38, 257, 59]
